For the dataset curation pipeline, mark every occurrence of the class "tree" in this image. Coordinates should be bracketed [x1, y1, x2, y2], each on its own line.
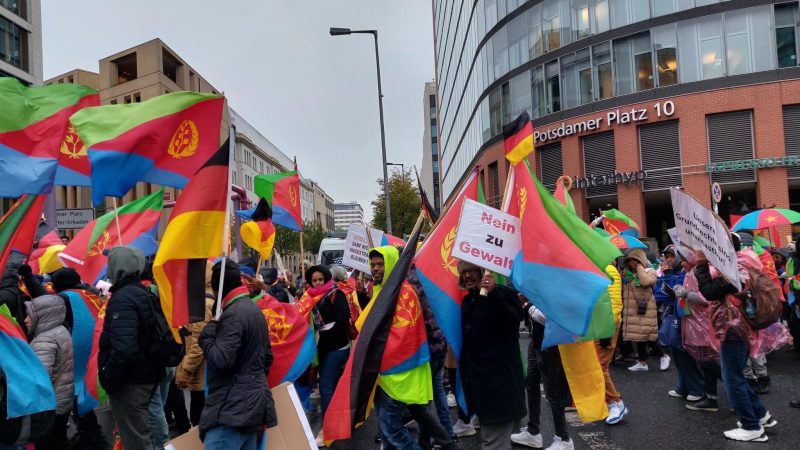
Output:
[273, 225, 299, 256]
[371, 169, 421, 237]
[301, 219, 327, 255]
[271, 219, 327, 257]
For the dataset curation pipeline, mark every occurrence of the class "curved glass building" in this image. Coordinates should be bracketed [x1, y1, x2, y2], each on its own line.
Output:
[433, 0, 800, 240]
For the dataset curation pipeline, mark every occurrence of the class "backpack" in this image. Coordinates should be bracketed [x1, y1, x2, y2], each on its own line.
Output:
[739, 268, 782, 330]
[141, 286, 185, 367]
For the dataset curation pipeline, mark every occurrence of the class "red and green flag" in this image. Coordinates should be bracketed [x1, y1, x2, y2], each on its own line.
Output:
[58, 190, 163, 284]
[601, 208, 640, 237]
[0, 77, 98, 194]
[254, 166, 302, 231]
[0, 194, 47, 271]
[69, 91, 224, 205]
[503, 111, 534, 165]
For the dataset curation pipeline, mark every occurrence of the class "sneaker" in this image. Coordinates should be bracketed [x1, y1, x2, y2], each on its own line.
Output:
[545, 436, 574, 450]
[605, 401, 628, 425]
[510, 427, 543, 448]
[452, 419, 476, 437]
[447, 392, 457, 408]
[310, 388, 321, 399]
[686, 394, 703, 402]
[628, 362, 648, 371]
[316, 430, 326, 448]
[667, 390, 685, 398]
[470, 416, 480, 429]
[660, 355, 671, 371]
[723, 426, 768, 442]
[737, 412, 777, 429]
[686, 397, 719, 412]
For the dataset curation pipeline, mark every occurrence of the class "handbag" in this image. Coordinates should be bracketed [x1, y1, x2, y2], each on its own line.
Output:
[658, 305, 682, 349]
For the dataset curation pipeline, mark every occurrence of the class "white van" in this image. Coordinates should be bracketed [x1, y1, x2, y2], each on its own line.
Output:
[317, 238, 345, 266]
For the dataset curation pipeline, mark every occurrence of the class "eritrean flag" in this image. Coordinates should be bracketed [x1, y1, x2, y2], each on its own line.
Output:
[553, 176, 575, 213]
[59, 190, 163, 284]
[69, 92, 224, 206]
[253, 293, 316, 387]
[153, 139, 229, 338]
[0, 77, 98, 195]
[61, 289, 104, 415]
[381, 234, 405, 248]
[254, 168, 303, 231]
[0, 194, 47, 271]
[601, 208, 640, 237]
[240, 199, 276, 261]
[503, 111, 534, 165]
[0, 304, 56, 418]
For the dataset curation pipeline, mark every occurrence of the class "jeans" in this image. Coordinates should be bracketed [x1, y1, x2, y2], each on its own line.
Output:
[109, 382, 157, 450]
[375, 387, 457, 450]
[672, 347, 704, 397]
[636, 341, 664, 361]
[203, 426, 258, 450]
[318, 347, 350, 416]
[535, 347, 570, 441]
[720, 339, 767, 430]
[431, 357, 454, 435]
[700, 361, 721, 398]
[525, 339, 542, 433]
[148, 367, 175, 449]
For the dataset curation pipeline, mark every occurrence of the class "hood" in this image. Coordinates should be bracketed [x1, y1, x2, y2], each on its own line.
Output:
[774, 248, 791, 266]
[107, 246, 146, 284]
[625, 249, 650, 268]
[304, 264, 332, 286]
[51, 267, 82, 292]
[369, 245, 400, 288]
[662, 245, 683, 272]
[25, 295, 66, 336]
[0, 267, 18, 289]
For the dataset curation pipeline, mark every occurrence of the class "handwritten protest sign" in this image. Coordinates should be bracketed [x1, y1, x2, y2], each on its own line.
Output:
[670, 187, 741, 289]
[342, 223, 385, 273]
[452, 199, 521, 276]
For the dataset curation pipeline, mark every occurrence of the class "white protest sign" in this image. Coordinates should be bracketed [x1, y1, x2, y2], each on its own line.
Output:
[670, 187, 741, 289]
[342, 223, 385, 273]
[451, 199, 521, 276]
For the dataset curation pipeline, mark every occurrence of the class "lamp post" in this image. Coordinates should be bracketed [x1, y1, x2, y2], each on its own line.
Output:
[386, 162, 405, 179]
[330, 27, 392, 235]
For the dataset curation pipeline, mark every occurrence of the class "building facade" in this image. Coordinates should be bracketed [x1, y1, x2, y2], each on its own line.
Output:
[419, 81, 442, 211]
[334, 201, 365, 230]
[0, 0, 42, 84]
[434, 0, 800, 243]
[312, 181, 336, 232]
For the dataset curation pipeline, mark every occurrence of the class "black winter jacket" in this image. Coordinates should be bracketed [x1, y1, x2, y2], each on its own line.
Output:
[460, 285, 527, 425]
[0, 272, 26, 332]
[199, 295, 277, 438]
[98, 277, 164, 393]
[317, 289, 351, 355]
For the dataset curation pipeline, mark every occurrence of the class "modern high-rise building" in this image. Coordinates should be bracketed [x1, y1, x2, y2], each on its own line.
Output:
[0, 0, 42, 84]
[419, 81, 442, 212]
[334, 201, 365, 231]
[434, 0, 800, 243]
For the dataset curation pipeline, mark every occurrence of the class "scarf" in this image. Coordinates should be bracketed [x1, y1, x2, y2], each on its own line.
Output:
[222, 286, 251, 310]
[624, 268, 642, 287]
[296, 279, 335, 317]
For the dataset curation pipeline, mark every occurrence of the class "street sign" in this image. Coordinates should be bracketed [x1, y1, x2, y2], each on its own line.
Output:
[711, 182, 722, 204]
[56, 208, 94, 229]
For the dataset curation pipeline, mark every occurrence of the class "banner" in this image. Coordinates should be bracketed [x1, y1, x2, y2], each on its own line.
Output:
[342, 223, 385, 273]
[451, 199, 521, 277]
[670, 188, 741, 289]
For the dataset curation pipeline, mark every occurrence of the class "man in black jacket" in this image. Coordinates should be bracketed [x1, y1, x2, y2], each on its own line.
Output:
[98, 246, 164, 449]
[199, 259, 277, 450]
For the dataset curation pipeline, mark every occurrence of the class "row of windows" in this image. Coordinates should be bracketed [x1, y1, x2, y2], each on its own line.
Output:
[440, 3, 800, 199]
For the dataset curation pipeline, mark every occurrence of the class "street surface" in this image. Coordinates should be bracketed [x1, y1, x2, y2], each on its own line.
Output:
[311, 335, 800, 449]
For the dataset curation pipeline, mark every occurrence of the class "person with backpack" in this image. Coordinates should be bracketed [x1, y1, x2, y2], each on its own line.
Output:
[199, 259, 277, 450]
[694, 234, 777, 443]
[305, 264, 350, 447]
[24, 295, 74, 450]
[98, 246, 166, 450]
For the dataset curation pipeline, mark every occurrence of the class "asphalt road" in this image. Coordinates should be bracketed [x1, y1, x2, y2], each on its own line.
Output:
[310, 335, 800, 450]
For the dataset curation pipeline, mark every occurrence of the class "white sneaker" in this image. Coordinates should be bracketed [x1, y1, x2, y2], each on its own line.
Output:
[470, 416, 480, 429]
[510, 427, 543, 448]
[667, 390, 684, 398]
[737, 411, 777, 429]
[686, 394, 703, 402]
[315, 430, 326, 447]
[660, 355, 671, 371]
[605, 401, 627, 425]
[545, 436, 574, 450]
[723, 426, 768, 442]
[452, 419, 476, 437]
[628, 362, 648, 371]
[447, 392, 457, 408]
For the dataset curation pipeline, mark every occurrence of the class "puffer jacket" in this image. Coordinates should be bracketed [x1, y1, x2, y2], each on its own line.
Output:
[622, 250, 658, 342]
[606, 265, 623, 322]
[177, 297, 214, 391]
[25, 295, 73, 415]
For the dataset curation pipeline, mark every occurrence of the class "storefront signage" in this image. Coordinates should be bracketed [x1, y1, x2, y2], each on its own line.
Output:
[705, 156, 800, 173]
[452, 199, 521, 277]
[56, 208, 94, 229]
[573, 170, 647, 189]
[534, 100, 675, 144]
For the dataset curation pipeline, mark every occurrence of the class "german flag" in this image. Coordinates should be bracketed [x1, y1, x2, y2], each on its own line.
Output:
[503, 111, 534, 165]
[153, 138, 229, 338]
[416, 174, 439, 224]
[240, 198, 276, 260]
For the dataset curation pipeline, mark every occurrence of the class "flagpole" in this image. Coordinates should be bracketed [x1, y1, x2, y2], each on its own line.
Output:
[215, 125, 235, 318]
[299, 230, 305, 275]
[112, 198, 124, 245]
[364, 221, 376, 249]
[500, 164, 516, 214]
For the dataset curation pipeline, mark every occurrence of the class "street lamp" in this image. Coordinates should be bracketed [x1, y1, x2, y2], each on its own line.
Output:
[330, 26, 392, 235]
[386, 162, 405, 179]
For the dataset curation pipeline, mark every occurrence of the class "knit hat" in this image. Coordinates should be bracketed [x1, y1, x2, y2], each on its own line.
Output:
[51, 267, 82, 292]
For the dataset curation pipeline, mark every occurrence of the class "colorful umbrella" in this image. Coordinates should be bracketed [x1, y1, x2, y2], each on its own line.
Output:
[594, 228, 647, 249]
[753, 235, 773, 247]
[730, 208, 800, 232]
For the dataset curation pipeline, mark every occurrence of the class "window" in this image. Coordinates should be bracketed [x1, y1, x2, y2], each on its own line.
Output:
[700, 15, 725, 79]
[653, 25, 678, 86]
[162, 49, 182, 84]
[0, 0, 23, 17]
[611, 0, 650, 28]
[593, 42, 613, 99]
[651, 0, 675, 17]
[507, 12, 529, 69]
[432, 124, 438, 138]
[546, 60, 561, 113]
[543, 0, 563, 52]
[67, 75, 74, 83]
[0, 16, 25, 69]
[531, 65, 546, 118]
[489, 87, 503, 136]
[489, 162, 500, 209]
[485, 0, 499, 31]
[501, 82, 512, 124]
[561, 49, 591, 109]
[110, 99, 118, 105]
[725, 7, 774, 76]
[123, 95, 132, 104]
[594, 0, 610, 33]
[572, 0, 591, 41]
[510, 70, 532, 119]
[613, 35, 634, 95]
[633, 33, 654, 91]
[775, 3, 798, 68]
[493, 29, 509, 80]
[530, 3, 544, 59]
[133, 92, 141, 103]
[614, 32, 653, 95]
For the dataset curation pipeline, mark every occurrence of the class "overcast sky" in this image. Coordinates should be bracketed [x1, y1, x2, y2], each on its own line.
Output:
[42, 0, 435, 223]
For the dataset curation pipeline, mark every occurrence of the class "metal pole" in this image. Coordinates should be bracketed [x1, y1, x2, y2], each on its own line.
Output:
[372, 31, 392, 235]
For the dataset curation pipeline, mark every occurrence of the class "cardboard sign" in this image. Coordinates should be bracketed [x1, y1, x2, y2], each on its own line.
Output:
[670, 188, 741, 289]
[342, 223, 384, 273]
[451, 199, 521, 276]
